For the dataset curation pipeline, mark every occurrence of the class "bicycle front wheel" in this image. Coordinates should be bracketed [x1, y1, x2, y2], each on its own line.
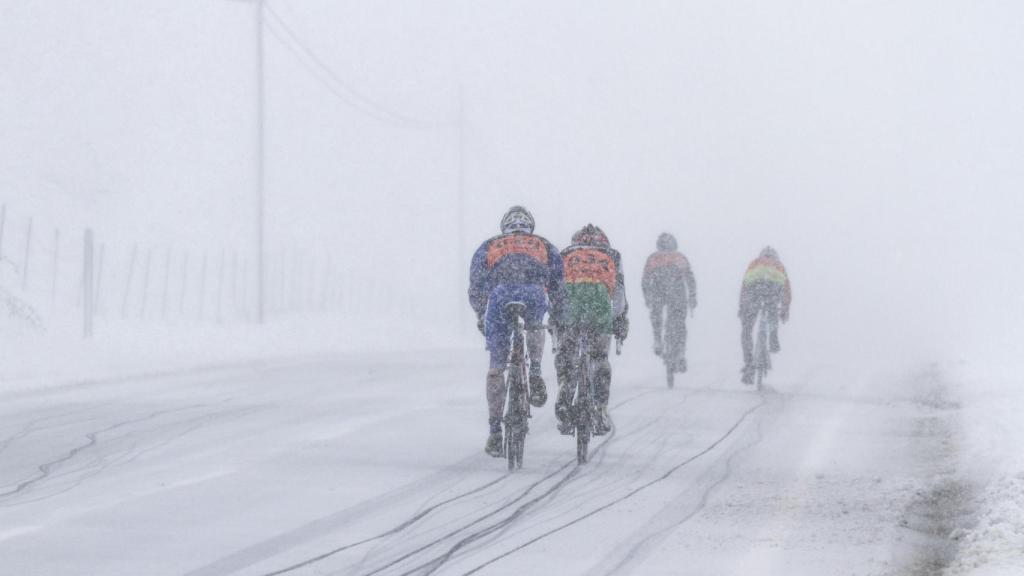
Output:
[507, 429, 524, 471]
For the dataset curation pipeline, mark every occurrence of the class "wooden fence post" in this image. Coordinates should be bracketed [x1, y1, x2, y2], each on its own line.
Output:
[22, 217, 32, 290]
[0, 204, 6, 264]
[230, 250, 238, 319]
[139, 246, 153, 318]
[321, 254, 332, 311]
[161, 247, 172, 320]
[240, 257, 250, 320]
[83, 229, 94, 338]
[215, 248, 226, 323]
[121, 243, 138, 318]
[51, 228, 60, 305]
[197, 251, 208, 321]
[93, 243, 106, 315]
[178, 251, 190, 318]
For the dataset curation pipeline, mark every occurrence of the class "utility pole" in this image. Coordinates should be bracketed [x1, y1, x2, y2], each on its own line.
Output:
[255, 0, 266, 324]
[224, 0, 266, 323]
[457, 85, 467, 334]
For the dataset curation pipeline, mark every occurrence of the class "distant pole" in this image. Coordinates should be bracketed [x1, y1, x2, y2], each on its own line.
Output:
[198, 250, 208, 321]
[161, 247, 172, 319]
[139, 246, 153, 318]
[0, 204, 6, 264]
[83, 229, 94, 338]
[93, 243, 105, 314]
[122, 243, 138, 318]
[457, 85, 467, 334]
[22, 217, 33, 290]
[178, 251, 190, 317]
[51, 228, 60, 305]
[256, 0, 266, 324]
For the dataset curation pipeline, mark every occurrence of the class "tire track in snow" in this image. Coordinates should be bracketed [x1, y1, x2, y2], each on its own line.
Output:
[352, 391, 670, 576]
[0, 406, 197, 503]
[597, 406, 771, 576]
[3, 405, 260, 508]
[454, 396, 767, 576]
[384, 431, 620, 576]
[244, 390, 659, 576]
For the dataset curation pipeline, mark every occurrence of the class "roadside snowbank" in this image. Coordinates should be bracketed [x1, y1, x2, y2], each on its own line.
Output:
[946, 363, 1024, 575]
[0, 311, 477, 396]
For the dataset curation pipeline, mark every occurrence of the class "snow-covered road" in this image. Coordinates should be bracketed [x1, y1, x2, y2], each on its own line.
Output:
[0, 352, 976, 575]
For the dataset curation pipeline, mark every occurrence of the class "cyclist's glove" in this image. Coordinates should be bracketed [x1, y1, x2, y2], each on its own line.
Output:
[613, 315, 629, 341]
[476, 315, 486, 336]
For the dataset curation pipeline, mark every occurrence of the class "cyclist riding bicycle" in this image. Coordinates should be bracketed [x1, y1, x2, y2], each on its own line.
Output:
[739, 246, 791, 385]
[469, 206, 565, 457]
[553, 224, 628, 436]
[642, 232, 697, 374]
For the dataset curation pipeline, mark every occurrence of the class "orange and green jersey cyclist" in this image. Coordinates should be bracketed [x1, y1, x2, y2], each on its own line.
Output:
[553, 224, 628, 436]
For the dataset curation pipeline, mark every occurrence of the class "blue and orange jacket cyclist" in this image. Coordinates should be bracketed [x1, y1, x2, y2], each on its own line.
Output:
[468, 206, 564, 457]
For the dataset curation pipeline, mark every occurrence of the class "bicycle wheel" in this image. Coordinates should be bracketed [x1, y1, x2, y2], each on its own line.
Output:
[504, 367, 527, 471]
[575, 356, 592, 465]
[754, 314, 768, 391]
[666, 360, 675, 389]
[576, 424, 590, 465]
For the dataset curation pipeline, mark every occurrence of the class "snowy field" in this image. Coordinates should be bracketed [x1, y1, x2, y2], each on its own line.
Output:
[2, 342, 1021, 576]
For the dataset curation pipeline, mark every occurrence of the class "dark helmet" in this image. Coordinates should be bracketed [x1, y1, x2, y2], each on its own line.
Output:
[760, 246, 779, 260]
[500, 205, 535, 234]
[656, 233, 677, 252]
[571, 224, 609, 247]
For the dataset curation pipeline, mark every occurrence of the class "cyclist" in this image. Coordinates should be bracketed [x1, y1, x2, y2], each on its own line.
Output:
[642, 233, 697, 374]
[553, 224, 628, 436]
[739, 246, 792, 385]
[469, 206, 564, 457]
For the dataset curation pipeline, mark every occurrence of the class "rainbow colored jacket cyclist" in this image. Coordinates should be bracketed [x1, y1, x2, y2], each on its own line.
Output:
[468, 206, 565, 457]
[739, 246, 792, 384]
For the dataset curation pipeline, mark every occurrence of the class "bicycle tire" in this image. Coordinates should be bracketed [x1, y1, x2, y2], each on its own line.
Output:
[754, 310, 769, 391]
[666, 361, 675, 389]
[576, 425, 590, 465]
[504, 366, 527, 471]
[507, 429, 523, 471]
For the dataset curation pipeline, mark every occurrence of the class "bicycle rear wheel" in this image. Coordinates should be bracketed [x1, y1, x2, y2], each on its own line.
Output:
[504, 367, 528, 471]
[575, 355, 593, 465]
[666, 361, 675, 389]
[507, 429, 524, 470]
[576, 424, 590, 465]
[754, 313, 769, 391]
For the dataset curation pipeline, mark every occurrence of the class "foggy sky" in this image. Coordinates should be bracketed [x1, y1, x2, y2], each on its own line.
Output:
[1, 1, 1022, 366]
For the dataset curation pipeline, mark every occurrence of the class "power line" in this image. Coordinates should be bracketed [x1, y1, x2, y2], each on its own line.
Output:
[263, 3, 453, 130]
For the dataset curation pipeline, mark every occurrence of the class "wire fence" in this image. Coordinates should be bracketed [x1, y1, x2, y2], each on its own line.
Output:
[0, 202, 362, 338]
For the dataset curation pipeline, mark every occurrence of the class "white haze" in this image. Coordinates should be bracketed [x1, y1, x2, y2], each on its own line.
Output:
[1, 0, 1022, 371]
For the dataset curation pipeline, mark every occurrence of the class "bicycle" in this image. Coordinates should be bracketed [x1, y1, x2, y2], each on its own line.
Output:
[560, 329, 620, 465]
[663, 350, 675, 389]
[655, 306, 688, 389]
[501, 302, 535, 471]
[752, 308, 772, 391]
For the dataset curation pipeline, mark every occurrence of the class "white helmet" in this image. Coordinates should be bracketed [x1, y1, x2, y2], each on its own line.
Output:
[500, 206, 535, 234]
